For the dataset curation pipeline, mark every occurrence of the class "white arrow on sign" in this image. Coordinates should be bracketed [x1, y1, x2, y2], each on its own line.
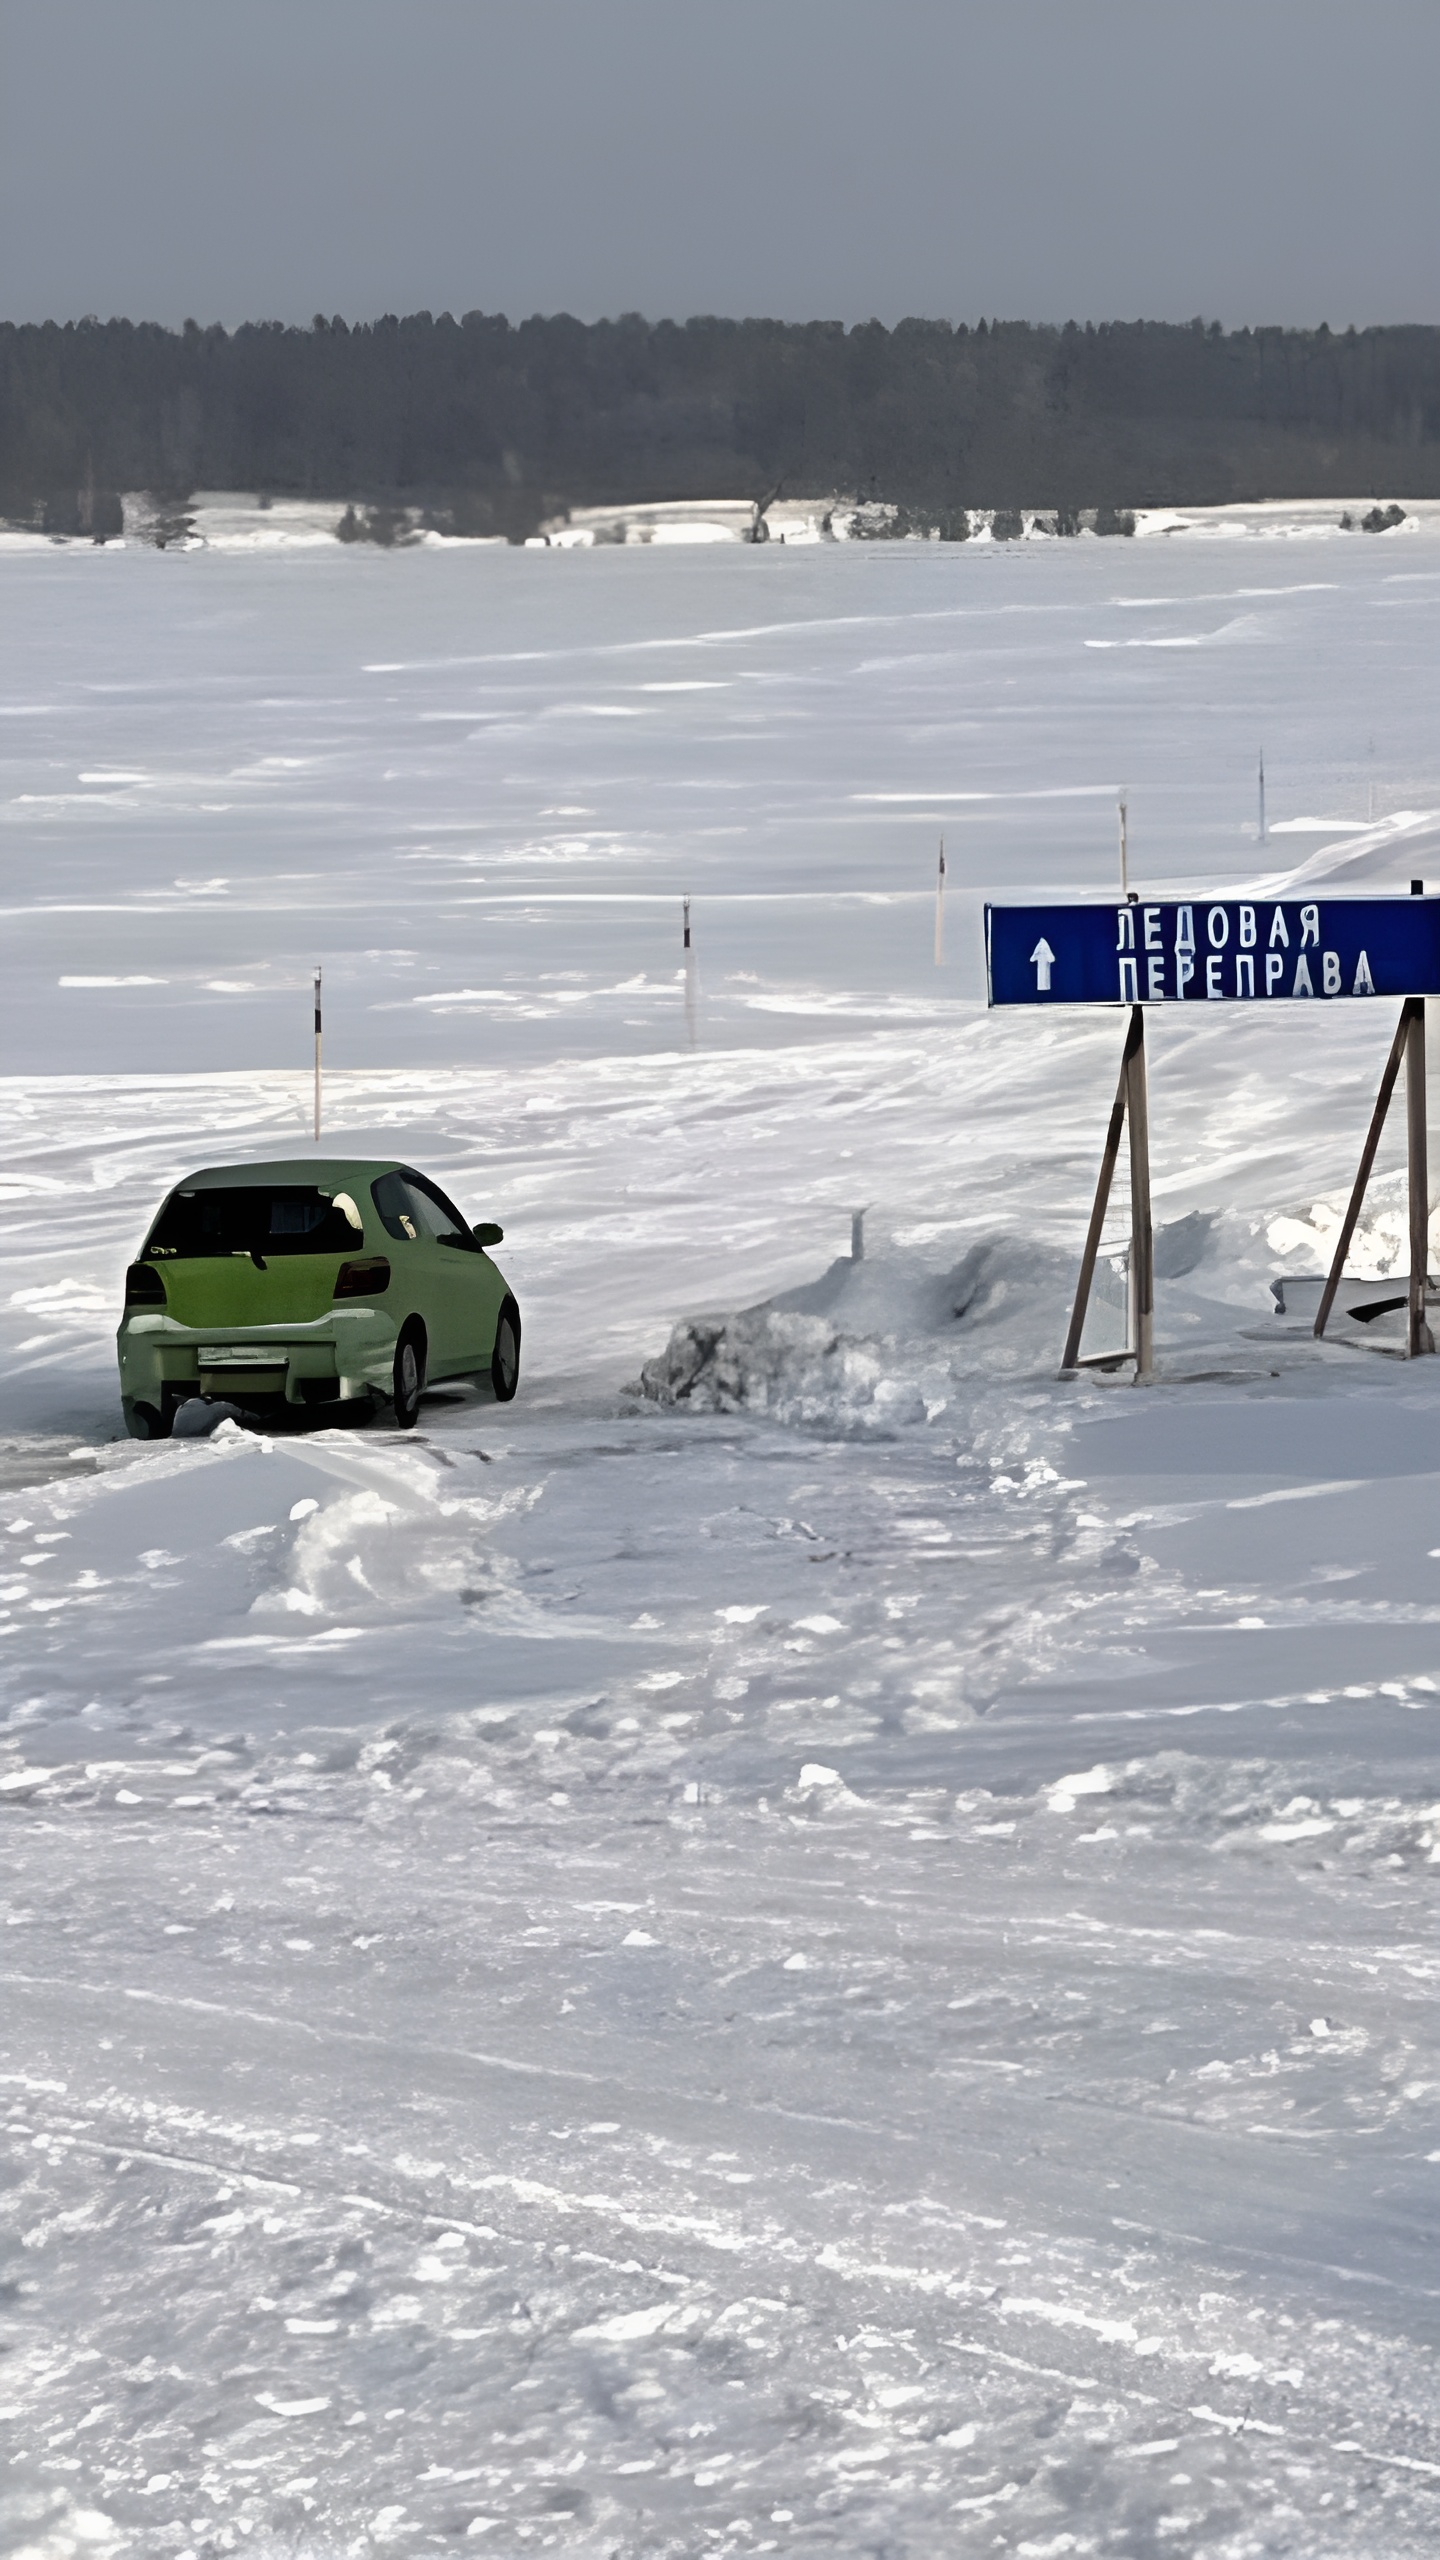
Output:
[1030, 937, 1056, 992]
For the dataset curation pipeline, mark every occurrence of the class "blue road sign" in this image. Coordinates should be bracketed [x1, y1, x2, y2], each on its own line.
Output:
[985, 896, 1440, 1008]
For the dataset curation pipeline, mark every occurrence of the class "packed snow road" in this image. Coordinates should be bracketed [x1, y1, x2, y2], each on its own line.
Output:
[4, 528, 1440, 2556]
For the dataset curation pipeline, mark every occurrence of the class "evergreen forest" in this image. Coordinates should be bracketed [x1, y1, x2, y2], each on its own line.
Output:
[4, 310, 1439, 539]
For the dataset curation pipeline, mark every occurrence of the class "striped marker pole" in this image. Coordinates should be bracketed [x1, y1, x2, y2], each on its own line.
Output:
[313, 967, 322, 1139]
[934, 838, 946, 964]
[683, 896, 697, 1048]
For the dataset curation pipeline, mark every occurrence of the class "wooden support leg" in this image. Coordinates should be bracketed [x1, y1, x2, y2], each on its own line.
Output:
[1060, 1007, 1141, 1375]
[1407, 1001, 1434, 1356]
[1315, 1002, 1413, 1340]
[1126, 1008, 1155, 1382]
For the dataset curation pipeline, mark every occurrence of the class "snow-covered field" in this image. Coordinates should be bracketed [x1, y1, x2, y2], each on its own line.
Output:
[5, 528, 1440, 2558]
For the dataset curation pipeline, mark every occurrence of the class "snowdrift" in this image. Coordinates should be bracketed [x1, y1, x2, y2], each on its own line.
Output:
[642, 1233, 1104, 1429]
[639, 1211, 1235, 1430]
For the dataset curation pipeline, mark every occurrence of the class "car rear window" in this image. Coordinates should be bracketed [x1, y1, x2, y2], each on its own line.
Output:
[145, 1186, 364, 1258]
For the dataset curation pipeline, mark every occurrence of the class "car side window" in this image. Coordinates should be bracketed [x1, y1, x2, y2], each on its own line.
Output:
[404, 1171, 478, 1250]
[371, 1171, 420, 1242]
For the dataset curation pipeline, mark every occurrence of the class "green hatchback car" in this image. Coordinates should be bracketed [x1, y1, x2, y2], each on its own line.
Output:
[118, 1158, 520, 1438]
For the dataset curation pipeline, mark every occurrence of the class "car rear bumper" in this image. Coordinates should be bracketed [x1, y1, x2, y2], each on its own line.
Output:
[117, 1310, 397, 1416]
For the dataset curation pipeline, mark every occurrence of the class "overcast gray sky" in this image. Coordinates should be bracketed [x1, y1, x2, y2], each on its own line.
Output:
[3, 0, 1437, 332]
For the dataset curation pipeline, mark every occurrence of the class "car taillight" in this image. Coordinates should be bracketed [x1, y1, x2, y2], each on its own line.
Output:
[124, 1262, 167, 1308]
[334, 1257, 391, 1299]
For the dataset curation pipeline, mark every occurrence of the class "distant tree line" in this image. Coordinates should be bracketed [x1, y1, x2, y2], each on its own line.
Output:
[3, 310, 1439, 540]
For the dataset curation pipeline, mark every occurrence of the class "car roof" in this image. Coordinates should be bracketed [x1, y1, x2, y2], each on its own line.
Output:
[174, 1160, 410, 1191]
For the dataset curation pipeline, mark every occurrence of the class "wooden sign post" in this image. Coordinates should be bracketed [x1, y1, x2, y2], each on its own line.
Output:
[1058, 1005, 1153, 1379]
[1313, 994, 1434, 1356]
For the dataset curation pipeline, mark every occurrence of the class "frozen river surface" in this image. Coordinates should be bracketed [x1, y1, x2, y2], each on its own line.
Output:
[4, 530, 1440, 2557]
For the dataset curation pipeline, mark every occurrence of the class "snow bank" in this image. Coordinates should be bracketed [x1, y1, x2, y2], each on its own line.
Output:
[14, 490, 1440, 559]
[639, 1236, 1072, 1428]
[639, 1218, 1222, 1430]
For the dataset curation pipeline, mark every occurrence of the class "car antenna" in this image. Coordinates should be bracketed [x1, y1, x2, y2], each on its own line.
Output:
[313, 966, 322, 1140]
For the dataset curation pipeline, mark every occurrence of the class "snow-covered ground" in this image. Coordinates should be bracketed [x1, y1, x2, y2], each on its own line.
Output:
[5, 532, 1440, 2558]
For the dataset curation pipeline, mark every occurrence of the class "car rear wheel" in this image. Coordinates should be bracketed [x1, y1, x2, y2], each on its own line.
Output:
[393, 1322, 426, 1429]
[491, 1298, 521, 1403]
[125, 1399, 170, 1441]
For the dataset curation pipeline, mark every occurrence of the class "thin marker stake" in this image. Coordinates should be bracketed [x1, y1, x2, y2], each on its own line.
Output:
[313, 967, 322, 1140]
[1118, 795, 1128, 897]
[683, 897, 697, 1049]
[934, 838, 946, 964]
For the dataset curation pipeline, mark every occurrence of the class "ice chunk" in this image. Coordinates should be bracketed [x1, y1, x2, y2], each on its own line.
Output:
[1046, 1765, 1114, 1813]
[574, 2302, 685, 2343]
